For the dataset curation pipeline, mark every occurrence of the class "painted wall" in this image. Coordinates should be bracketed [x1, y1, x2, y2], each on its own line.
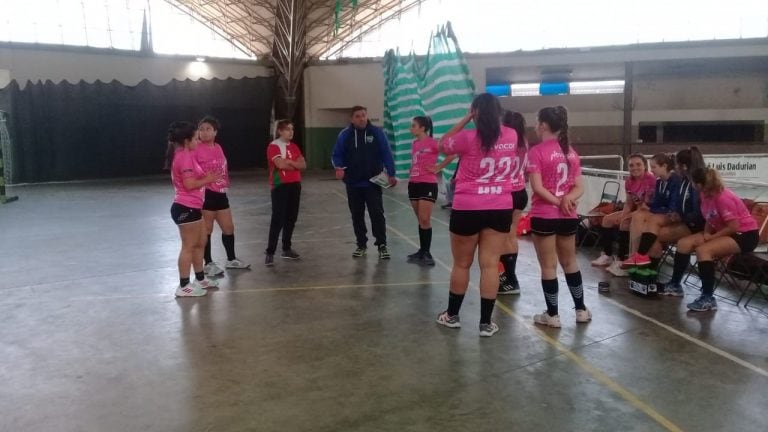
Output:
[0, 45, 271, 88]
[303, 40, 768, 169]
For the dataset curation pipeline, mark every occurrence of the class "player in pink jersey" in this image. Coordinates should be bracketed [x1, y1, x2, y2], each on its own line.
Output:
[527, 106, 590, 328]
[196, 116, 250, 276]
[663, 168, 759, 312]
[165, 121, 221, 297]
[592, 154, 655, 276]
[498, 110, 529, 295]
[406, 115, 456, 266]
[435, 93, 518, 337]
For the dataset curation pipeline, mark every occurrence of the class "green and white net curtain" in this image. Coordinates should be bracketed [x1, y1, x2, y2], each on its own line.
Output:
[383, 22, 476, 182]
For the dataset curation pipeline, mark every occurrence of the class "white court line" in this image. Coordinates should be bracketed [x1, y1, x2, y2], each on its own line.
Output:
[383, 187, 768, 378]
[601, 296, 768, 378]
[382, 193, 450, 227]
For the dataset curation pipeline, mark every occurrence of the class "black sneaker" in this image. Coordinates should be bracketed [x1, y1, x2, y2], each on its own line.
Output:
[378, 244, 391, 260]
[422, 252, 436, 266]
[264, 254, 274, 267]
[352, 247, 367, 258]
[407, 250, 423, 263]
[281, 249, 301, 260]
[498, 272, 520, 295]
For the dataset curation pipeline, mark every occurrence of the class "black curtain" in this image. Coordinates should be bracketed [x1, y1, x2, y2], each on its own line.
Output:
[0, 76, 275, 183]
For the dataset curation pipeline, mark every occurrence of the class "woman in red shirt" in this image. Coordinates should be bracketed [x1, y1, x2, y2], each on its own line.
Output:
[265, 120, 306, 266]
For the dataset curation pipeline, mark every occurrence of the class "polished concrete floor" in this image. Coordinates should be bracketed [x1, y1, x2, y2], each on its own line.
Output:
[1, 172, 767, 432]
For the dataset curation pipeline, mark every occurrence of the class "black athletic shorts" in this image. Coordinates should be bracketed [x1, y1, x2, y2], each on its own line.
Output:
[408, 182, 438, 202]
[203, 189, 230, 211]
[512, 188, 528, 211]
[732, 230, 759, 253]
[449, 209, 513, 236]
[171, 203, 203, 225]
[530, 217, 579, 236]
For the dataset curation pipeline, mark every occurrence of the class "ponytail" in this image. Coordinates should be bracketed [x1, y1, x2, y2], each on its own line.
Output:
[555, 106, 569, 158]
[502, 110, 527, 150]
[676, 146, 706, 177]
[165, 121, 196, 170]
[537, 105, 570, 163]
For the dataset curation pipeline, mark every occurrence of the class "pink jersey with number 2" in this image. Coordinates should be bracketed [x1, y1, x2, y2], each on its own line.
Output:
[442, 126, 518, 210]
[526, 139, 581, 219]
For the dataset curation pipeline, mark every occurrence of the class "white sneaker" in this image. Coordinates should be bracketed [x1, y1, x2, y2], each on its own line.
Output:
[175, 284, 207, 297]
[533, 311, 562, 328]
[204, 262, 224, 277]
[225, 259, 251, 269]
[576, 308, 593, 323]
[591, 253, 613, 266]
[606, 260, 629, 277]
[193, 278, 219, 289]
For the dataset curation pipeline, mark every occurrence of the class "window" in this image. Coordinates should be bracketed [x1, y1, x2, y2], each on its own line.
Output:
[0, 0, 255, 59]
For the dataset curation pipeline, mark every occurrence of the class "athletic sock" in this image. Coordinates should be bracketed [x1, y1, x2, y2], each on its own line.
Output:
[447, 292, 465, 316]
[419, 227, 432, 253]
[480, 297, 496, 325]
[637, 232, 658, 255]
[565, 271, 586, 310]
[501, 253, 519, 285]
[542, 279, 559, 316]
[698, 261, 716, 297]
[195, 271, 205, 281]
[617, 230, 630, 260]
[671, 253, 692, 285]
[222, 234, 236, 261]
[180, 277, 190, 287]
[204, 234, 212, 264]
[601, 227, 615, 256]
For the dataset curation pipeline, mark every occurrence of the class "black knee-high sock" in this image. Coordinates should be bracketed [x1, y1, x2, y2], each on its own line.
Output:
[601, 227, 615, 256]
[542, 279, 559, 316]
[195, 271, 205, 281]
[180, 277, 190, 287]
[650, 257, 661, 270]
[480, 297, 496, 324]
[222, 234, 236, 261]
[565, 271, 586, 310]
[447, 292, 465, 316]
[419, 227, 432, 253]
[670, 252, 692, 285]
[637, 232, 658, 255]
[617, 230, 630, 260]
[204, 234, 213, 264]
[500, 253, 519, 284]
[698, 261, 716, 297]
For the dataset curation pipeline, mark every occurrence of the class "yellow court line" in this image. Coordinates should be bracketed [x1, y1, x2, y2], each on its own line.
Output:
[379, 188, 768, 378]
[380, 218, 684, 432]
[56, 281, 451, 302]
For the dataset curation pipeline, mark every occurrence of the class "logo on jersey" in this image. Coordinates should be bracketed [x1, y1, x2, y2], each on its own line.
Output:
[478, 186, 503, 195]
[366, 136, 374, 143]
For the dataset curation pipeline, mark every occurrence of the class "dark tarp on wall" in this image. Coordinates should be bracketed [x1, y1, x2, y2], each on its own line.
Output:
[0, 76, 275, 183]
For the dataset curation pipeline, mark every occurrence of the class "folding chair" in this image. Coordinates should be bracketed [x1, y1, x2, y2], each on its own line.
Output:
[744, 252, 768, 312]
[578, 180, 621, 248]
[690, 201, 768, 305]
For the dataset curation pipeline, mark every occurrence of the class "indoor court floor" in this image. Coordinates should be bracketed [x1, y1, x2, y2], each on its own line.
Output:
[1, 172, 767, 432]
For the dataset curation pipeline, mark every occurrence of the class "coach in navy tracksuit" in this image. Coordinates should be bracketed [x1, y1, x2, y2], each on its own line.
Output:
[332, 105, 397, 259]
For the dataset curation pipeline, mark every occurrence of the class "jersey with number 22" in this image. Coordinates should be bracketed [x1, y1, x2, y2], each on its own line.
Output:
[442, 126, 519, 210]
[526, 139, 581, 219]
